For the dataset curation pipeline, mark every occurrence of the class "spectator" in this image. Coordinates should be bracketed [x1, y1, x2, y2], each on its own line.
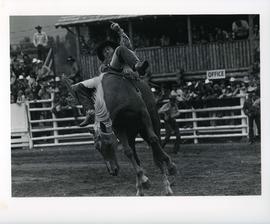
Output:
[66, 56, 83, 84]
[232, 82, 241, 96]
[198, 25, 209, 43]
[16, 89, 25, 105]
[240, 82, 247, 95]
[26, 72, 37, 88]
[215, 28, 229, 42]
[160, 35, 170, 47]
[253, 24, 259, 40]
[79, 36, 90, 55]
[229, 77, 240, 96]
[52, 76, 79, 123]
[17, 75, 28, 93]
[10, 68, 17, 85]
[10, 93, 15, 104]
[11, 56, 20, 77]
[212, 83, 222, 98]
[202, 79, 214, 100]
[38, 82, 51, 100]
[225, 85, 233, 97]
[22, 53, 32, 76]
[175, 86, 186, 103]
[232, 19, 249, 40]
[243, 88, 260, 144]
[191, 26, 200, 44]
[33, 25, 48, 60]
[36, 60, 53, 83]
[25, 88, 35, 101]
[38, 82, 52, 125]
[158, 95, 181, 154]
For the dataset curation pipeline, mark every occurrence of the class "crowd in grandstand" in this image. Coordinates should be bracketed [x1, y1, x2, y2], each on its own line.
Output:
[10, 52, 259, 107]
[151, 70, 260, 108]
[79, 19, 258, 53]
[10, 53, 54, 104]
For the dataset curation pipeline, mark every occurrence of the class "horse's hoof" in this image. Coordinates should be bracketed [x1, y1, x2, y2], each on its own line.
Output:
[165, 189, 173, 196]
[136, 191, 144, 196]
[168, 162, 177, 176]
[142, 179, 151, 190]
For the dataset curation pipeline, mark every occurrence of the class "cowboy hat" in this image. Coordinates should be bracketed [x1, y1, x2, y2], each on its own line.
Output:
[55, 76, 61, 82]
[229, 77, 236, 82]
[35, 25, 42, 29]
[243, 76, 250, 83]
[151, 87, 156, 92]
[247, 86, 257, 93]
[96, 40, 119, 62]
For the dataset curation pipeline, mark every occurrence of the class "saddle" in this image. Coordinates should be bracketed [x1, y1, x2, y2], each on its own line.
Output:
[104, 70, 141, 93]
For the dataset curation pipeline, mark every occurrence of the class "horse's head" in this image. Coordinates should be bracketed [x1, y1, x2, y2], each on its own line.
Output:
[91, 122, 119, 176]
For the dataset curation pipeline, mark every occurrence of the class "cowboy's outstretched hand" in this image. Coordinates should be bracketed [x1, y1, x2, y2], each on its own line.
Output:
[110, 22, 121, 32]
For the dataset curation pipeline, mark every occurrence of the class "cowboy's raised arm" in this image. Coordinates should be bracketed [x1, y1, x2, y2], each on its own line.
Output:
[111, 22, 133, 50]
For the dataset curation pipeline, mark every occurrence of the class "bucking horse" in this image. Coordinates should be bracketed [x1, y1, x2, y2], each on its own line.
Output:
[68, 72, 177, 196]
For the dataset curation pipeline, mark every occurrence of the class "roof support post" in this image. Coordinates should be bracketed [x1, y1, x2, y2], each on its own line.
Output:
[74, 26, 81, 64]
[248, 15, 255, 65]
[187, 15, 192, 46]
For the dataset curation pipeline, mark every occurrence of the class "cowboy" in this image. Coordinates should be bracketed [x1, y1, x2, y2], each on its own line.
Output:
[243, 87, 260, 144]
[158, 95, 181, 154]
[33, 25, 48, 60]
[69, 22, 149, 127]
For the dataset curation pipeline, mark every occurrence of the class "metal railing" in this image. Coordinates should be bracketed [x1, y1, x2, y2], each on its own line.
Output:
[25, 95, 248, 149]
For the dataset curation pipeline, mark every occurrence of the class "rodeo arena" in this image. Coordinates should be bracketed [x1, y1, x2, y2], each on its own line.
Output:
[11, 15, 261, 197]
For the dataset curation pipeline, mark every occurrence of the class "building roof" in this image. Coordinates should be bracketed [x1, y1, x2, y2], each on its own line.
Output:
[55, 15, 143, 28]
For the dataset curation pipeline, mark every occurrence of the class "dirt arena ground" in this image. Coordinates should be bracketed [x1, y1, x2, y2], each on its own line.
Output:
[11, 142, 261, 197]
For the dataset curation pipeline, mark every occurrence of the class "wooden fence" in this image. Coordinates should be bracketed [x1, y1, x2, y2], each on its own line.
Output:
[80, 40, 252, 79]
[23, 95, 249, 149]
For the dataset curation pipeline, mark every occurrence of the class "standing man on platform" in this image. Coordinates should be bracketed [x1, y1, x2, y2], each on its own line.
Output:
[33, 25, 48, 61]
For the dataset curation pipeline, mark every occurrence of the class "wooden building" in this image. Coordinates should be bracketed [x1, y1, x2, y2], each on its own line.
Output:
[55, 15, 259, 82]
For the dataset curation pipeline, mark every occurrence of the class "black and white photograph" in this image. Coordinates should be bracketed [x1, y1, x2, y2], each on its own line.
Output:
[2, 0, 270, 223]
[10, 14, 261, 197]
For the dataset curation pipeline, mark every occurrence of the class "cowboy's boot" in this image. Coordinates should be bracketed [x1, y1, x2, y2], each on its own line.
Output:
[79, 109, 95, 127]
[135, 60, 149, 76]
[71, 83, 96, 127]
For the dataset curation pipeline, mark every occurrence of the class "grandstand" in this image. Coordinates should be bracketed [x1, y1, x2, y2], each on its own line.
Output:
[11, 15, 260, 149]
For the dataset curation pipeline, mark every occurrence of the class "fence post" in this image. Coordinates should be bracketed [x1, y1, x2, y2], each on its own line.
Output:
[240, 96, 248, 138]
[192, 109, 198, 144]
[51, 92, 59, 144]
[25, 101, 34, 149]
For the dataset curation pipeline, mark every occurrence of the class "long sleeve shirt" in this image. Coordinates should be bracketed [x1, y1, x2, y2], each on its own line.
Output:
[33, 31, 48, 47]
[243, 97, 260, 117]
[158, 102, 180, 120]
[118, 29, 133, 50]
